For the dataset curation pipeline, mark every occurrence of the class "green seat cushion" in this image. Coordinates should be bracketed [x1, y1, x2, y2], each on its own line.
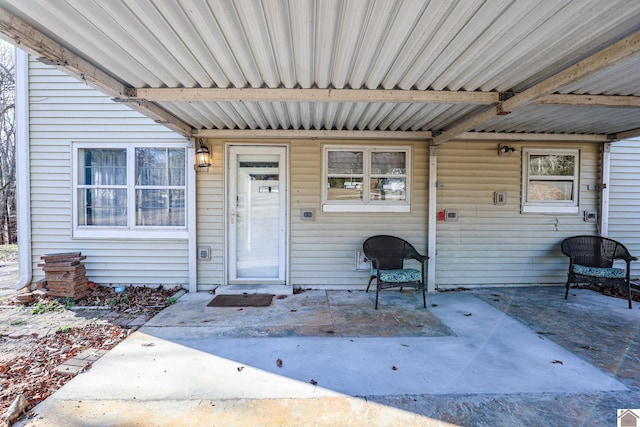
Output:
[378, 268, 421, 283]
[573, 264, 626, 279]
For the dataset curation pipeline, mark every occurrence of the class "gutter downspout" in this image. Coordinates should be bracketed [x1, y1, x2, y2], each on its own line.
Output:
[600, 142, 611, 237]
[427, 145, 437, 292]
[14, 49, 31, 290]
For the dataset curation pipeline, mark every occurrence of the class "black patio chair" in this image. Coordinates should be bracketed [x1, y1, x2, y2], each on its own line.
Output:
[561, 235, 637, 309]
[363, 235, 428, 309]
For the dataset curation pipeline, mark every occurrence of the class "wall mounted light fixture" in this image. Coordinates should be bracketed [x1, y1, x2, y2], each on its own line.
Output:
[498, 144, 516, 157]
[196, 138, 211, 172]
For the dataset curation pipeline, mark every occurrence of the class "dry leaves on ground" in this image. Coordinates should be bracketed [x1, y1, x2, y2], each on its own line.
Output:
[0, 284, 182, 418]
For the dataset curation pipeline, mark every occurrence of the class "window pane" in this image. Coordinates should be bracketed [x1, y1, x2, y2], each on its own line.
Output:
[328, 151, 363, 174]
[136, 189, 185, 226]
[529, 155, 574, 176]
[371, 152, 406, 175]
[370, 178, 406, 201]
[528, 180, 573, 201]
[78, 189, 127, 226]
[136, 148, 185, 186]
[326, 178, 363, 201]
[82, 149, 126, 185]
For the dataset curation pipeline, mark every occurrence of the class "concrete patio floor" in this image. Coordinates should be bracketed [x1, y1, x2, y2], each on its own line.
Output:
[16, 286, 640, 426]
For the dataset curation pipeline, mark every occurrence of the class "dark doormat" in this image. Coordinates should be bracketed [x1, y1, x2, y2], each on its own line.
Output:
[207, 294, 274, 307]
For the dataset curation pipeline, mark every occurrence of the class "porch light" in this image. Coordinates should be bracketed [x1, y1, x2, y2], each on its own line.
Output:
[196, 138, 211, 172]
[498, 144, 516, 157]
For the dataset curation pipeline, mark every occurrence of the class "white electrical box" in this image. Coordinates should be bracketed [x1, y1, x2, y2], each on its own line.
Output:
[584, 211, 597, 222]
[355, 250, 372, 270]
[300, 208, 315, 221]
[494, 191, 507, 205]
[198, 246, 211, 261]
[444, 209, 458, 221]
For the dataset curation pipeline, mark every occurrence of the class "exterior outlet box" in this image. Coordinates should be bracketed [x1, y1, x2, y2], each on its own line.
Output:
[300, 208, 315, 221]
[355, 250, 371, 271]
[198, 246, 211, 261]
[584, 211, 597, 222]
[444, 209, 458, 221]
[494, 191, 507, 205]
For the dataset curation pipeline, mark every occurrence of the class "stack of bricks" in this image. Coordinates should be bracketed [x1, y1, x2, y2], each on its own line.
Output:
[38, 252, 89, 299]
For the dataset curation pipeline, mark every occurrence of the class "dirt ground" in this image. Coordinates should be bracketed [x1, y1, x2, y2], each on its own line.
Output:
[0, 246, 182, 420]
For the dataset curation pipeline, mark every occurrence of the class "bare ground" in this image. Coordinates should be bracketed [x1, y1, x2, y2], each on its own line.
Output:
[0, 249, 182, 421]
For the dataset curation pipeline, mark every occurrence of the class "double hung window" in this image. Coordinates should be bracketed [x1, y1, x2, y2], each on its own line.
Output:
[73, 143, 188, 238]
[522, 148, 579, 213]
[323, 146, 411, 212]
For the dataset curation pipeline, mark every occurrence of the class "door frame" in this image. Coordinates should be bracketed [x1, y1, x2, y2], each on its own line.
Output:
[224, 143, 289, 286]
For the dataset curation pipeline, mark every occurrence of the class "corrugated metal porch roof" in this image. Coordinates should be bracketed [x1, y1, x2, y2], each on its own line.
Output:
[2, 0, 640, 142]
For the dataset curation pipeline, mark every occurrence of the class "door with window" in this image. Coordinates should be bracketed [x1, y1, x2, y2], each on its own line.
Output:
[227, 145, 287, 285]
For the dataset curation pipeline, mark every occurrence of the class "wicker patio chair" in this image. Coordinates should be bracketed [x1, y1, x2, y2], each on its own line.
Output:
[561, 235, 637, 309]
[363, 235, 428, 309]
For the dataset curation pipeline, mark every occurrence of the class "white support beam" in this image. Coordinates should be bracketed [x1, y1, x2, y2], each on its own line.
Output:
[535, 94, 640, 108]
[132, 87, 499, 105]
[433, 30, 640, 145]
[0, 6, 193, 136]
[455, 131, 609, 142]
[195, 128, 433, 140]
[610, 127, 640, 140]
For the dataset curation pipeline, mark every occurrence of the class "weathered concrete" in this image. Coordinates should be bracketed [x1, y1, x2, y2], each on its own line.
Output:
[15, 287, 640, 426]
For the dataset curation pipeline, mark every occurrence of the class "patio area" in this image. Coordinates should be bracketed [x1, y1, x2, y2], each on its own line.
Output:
[18, 286, 640, 426]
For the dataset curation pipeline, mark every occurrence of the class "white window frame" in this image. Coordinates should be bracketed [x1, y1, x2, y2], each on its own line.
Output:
[322, 145, 411, 213]
[72, 141, 190, 239]
[522, 148, 580, 214]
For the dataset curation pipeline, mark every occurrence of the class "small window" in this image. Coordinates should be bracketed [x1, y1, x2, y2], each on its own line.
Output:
[73, 143, 188, 238]
[522, 149, 579, 214]
[323, 145, 411, 212]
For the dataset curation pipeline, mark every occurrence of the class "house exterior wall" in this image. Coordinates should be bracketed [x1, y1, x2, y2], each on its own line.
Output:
[609, 138, 640, 278]
[434, 141, 600, 288]
[27, 58, 605, 291]
[27, 58, 190, 285]
[195, 139, 429, 290]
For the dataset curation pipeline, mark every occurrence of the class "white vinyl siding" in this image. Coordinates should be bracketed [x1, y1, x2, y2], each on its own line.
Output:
[194, 139, 428, 289]
[435, 141, 600, 288]
[28, 58, 189, 285]
[608, 138, 640, 278]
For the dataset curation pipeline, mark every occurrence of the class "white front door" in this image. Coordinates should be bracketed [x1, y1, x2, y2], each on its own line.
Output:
[227, 145, 287, 285]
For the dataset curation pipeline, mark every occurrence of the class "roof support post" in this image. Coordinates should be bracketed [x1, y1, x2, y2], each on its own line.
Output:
[427, 145, 438, 292]
[600, 143, 611, 237]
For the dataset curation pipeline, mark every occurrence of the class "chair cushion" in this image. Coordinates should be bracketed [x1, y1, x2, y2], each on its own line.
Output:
[379, 268, 421, 283]
[572, 264, 626, 279]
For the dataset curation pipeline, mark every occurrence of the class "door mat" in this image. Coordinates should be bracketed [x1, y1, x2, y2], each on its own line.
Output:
[207, 294, 274, 307]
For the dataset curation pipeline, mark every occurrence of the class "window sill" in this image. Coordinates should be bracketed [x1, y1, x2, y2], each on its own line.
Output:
[322, 204, 411, 213]
[73, 229, 189, 239]
[521, 205, 579, 214]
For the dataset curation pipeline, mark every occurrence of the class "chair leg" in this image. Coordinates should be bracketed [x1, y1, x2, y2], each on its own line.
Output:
[375, 285, 380, 309]
[366, 276, 374, 293]
[564, 278, 571, 300]
[627, 280, 633, 309]
[421, 286, 426, 308]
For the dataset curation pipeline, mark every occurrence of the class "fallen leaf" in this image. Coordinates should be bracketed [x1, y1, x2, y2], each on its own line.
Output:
[392, 366, 397, 371]
[276, 358, 283, 368]
[401, 344, 409, 347]
[237, 366, 244, 372]
[464, 313, 472, 317]
[309, 379, 318, 386]
[431, 303, 438, 307]
[552, 360, 563, 365]
[141, 342, 155, 347]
